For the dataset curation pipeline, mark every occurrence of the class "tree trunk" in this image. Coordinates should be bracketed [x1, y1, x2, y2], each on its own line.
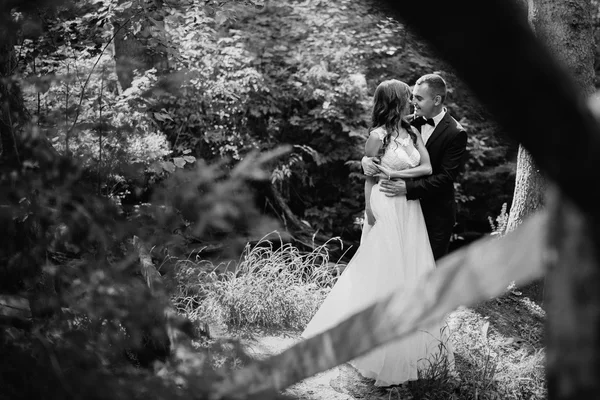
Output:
[504, 0, 547, 234]
[505, 145, 545, 233]
[259, 182, 341, 252]
[546, 188, 600, 399]
[528, 0, 595, 94]
[130, 235, 202, 368]
[529, 0, 599, 398]
[507, 0, 596, 234]
[113, 0, 168, 90]
[133, 235, 162, 292]
[0, 28, 28, 167]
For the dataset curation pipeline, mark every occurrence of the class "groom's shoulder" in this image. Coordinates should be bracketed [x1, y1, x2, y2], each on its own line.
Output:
[446, 113, 466, 134]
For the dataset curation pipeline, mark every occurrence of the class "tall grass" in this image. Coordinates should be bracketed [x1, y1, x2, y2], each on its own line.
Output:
[410, 325, 457, 399]
[171, 237, 545, 400]
[172, 233, 345, 330]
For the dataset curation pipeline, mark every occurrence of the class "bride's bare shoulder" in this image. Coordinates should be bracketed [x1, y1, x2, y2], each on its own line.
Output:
[369, 126, 387, 140]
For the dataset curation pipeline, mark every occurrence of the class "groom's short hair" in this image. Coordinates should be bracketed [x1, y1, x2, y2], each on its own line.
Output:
[416, 74, 447, 103]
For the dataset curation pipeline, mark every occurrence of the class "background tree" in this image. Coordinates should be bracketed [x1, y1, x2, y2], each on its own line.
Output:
[504, 0, 548, 234]
[0, 2, 30, 166]
[505, 148, 545, 233]
[505, 0, 596, 307]
[523, 0, 598, 397]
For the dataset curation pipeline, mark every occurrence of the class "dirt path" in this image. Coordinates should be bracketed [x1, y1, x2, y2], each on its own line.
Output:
[240, 333, 412, 400]
[224, 296, 545, 400]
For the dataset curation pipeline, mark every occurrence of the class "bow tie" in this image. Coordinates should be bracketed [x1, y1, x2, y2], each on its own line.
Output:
[412, 117, 435, 128]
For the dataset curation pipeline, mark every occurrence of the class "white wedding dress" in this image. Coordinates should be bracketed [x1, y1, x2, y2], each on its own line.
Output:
[301, 127, 454, 386]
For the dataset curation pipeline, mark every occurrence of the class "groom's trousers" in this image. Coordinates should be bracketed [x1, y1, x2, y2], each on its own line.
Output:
[421, 200, 456, 262]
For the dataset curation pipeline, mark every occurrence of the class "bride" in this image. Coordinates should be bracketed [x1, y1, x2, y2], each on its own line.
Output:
[301, 79, 454, 386]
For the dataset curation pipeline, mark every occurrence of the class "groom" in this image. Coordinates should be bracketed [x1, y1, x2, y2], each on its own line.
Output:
[362, 74, 468, 261]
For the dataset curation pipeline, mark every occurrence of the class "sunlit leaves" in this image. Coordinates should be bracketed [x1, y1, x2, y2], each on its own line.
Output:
[153, 111, 173, 122]
[173, 155, 196, 168]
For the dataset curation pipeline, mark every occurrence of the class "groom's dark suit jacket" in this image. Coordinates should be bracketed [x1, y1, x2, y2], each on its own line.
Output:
[407, 112, 468, 261]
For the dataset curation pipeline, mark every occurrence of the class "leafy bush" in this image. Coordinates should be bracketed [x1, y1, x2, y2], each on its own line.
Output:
[0, 128, 286, 400]
[0, 0, 526, 397]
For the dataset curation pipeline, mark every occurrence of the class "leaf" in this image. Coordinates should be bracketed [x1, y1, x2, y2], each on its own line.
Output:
[173, 157, 186, 168]
[481, 321, 490, 340]
[183, 156, 196, 163]
[161, 161, 176, 173]
[215, 12, 229, 25]
[153, 112, 173, 122]
[148, 162, 163, 174]
[348, 128, 365, 138]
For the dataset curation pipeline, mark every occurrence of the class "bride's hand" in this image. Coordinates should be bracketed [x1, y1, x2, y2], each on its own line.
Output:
[362, 156, 379, 176]
[375, 164, 393, 179]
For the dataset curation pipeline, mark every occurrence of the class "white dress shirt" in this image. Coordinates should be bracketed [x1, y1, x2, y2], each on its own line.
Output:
[421, 108, 446, 144]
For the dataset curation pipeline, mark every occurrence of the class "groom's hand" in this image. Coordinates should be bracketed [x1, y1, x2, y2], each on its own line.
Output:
[379, 179, 407, 197]
[361, 156, 379, 176]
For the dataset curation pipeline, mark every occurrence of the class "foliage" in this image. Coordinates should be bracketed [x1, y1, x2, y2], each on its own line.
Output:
[147, 0, 382, 241]
[0, 130, 285, 399]
[12, 0, 517, 247]
[15, 2, 183, 205]
[410, 326, 457, 399]
[3, 4, 294, 397]
[173, 233, 343, 329]
[219, 0, 517, 242]
[0, 0, 529, 398]
[448, 302, 546, 400]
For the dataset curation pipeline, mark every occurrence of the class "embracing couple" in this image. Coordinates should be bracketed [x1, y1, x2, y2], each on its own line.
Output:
[302, 74, 468, 386]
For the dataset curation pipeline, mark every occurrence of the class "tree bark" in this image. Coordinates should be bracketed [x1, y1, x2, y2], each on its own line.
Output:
[133, 235, 162, 292]
[0, 25, 28, 167]
[505, 146, 545, 233]
[504, 0, 586, 234]
[131, 235, 202, 363]
[528, 0, 595, 95]
[503, 0, 546, 237]
[260, 182, 340, 251]
[545, 187, 600, 399]
[526, 0, 599, 398]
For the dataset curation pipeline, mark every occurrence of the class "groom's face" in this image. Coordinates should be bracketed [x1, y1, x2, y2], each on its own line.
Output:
[412, 83, 436, 118]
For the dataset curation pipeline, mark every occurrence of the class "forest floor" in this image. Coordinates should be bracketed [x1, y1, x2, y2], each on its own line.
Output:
[206, 285, 546, 400]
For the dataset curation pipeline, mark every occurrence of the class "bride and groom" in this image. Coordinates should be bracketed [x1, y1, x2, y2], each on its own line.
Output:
[302, 74, 468, 386]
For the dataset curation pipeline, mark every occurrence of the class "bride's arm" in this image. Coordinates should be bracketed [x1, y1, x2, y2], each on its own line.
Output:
[378, 133, 432, 179]
[364, 130, 383, 225]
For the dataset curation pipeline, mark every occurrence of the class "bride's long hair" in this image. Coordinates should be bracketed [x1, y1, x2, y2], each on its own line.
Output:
[370, 80, 417, 155]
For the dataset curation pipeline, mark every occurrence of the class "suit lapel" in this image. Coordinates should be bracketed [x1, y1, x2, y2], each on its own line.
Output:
[425, 112, 451, 149]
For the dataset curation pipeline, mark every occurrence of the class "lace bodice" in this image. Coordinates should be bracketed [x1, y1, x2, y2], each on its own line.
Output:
[373, 127, 420, 171]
